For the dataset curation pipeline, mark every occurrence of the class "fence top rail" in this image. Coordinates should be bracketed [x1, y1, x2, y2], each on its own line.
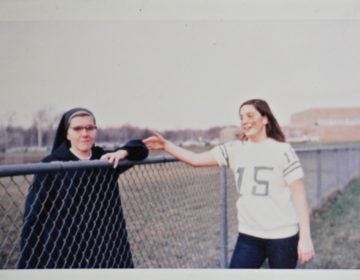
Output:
[1, 144, 359, 177]
[0, 155, 178, 177]
[295, 146, 360, 153]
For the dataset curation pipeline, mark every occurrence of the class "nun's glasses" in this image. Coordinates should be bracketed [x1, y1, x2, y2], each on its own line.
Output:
[69, 125, 97, 133]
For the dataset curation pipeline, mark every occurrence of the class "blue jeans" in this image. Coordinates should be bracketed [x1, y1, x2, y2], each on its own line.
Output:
[229, 232, 299, 269]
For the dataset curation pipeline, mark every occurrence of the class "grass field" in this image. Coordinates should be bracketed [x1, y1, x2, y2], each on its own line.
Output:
[307, 177, 360, 269]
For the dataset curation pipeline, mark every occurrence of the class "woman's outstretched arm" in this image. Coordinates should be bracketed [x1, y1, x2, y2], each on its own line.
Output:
[143, 132, 218, 167]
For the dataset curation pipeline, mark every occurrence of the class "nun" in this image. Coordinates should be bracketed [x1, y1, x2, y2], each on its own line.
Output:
[18, 108, 148, 268]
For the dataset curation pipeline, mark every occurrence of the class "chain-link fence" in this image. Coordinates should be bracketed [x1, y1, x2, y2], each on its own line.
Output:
[1, 145, 360, 269]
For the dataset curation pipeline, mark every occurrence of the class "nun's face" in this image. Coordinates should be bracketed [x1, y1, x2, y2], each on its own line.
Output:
[66, 115, 97, 156]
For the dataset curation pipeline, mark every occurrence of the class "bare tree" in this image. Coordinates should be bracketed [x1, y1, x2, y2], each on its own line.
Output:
[32, 108, 53, 148]
[0, 112, 16, 151]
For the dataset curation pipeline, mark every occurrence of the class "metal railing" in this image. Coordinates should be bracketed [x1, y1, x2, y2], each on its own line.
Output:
[1, 145, 360, 269]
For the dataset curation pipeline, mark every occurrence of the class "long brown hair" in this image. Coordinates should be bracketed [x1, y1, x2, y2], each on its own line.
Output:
[239, 99, 285, 142]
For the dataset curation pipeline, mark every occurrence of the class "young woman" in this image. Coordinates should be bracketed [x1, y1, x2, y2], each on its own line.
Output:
[18, 107, 148, 269]
[144, 99, 315, 268]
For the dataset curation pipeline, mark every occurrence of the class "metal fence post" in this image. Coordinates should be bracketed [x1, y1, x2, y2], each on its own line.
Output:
[316, 149, 322, 206]
[335, 148, 340, 187]
[219, 166, 228, 268]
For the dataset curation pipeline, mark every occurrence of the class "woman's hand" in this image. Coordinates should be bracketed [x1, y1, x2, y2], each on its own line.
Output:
[143, 131, 167, 150]
[100, 149, 128, 168]
[298, 235, 315, 265]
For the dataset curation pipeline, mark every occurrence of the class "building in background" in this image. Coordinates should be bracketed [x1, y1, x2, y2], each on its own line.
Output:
[220, 107, 360, 143]
[287, 107, 360, 143]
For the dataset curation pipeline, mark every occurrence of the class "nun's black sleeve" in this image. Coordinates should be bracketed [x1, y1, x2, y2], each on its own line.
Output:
[119, 139, 149, 161]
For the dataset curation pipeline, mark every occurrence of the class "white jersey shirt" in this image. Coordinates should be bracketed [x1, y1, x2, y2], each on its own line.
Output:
[211, 138, 304, 239]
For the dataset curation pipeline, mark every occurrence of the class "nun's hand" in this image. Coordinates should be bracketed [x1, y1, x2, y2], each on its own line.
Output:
[100, 150, 128, 168]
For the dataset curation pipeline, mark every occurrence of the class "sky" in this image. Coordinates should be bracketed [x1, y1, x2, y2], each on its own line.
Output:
[1, 0, 360, 130]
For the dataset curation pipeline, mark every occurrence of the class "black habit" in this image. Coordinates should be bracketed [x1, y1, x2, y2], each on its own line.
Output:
[18, 140, 148, 268]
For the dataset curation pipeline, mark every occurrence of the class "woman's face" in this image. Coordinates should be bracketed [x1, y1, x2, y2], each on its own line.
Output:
[66, 115, 97, 155]
[239, 104, 268, 141]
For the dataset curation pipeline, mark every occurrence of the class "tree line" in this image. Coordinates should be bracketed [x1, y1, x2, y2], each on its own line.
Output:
[0, 109, 223, 152]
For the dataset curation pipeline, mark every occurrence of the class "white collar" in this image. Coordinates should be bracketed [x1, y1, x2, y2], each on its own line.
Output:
[70, 148, 92, 160]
